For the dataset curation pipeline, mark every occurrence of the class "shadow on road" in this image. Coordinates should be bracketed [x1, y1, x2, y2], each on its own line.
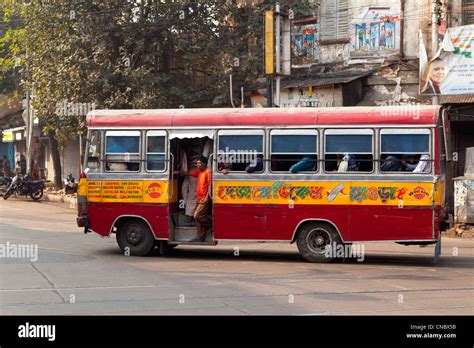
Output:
[100, 245, 473, 268]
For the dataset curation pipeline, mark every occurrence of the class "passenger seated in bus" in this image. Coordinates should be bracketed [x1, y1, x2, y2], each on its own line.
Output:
[246, 155, 263, 173]
[127, 162, 139, 171]
[412, 155, 430, 173]
[107, 162, 128, 171]
[337, 153, 358, 172]
[289, 155, 316, 173]
[380, 155, 403, 171]
[218, 162, 230, 174]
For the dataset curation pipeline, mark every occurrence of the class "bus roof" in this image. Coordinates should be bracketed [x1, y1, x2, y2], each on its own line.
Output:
[87, 106, 441, 128]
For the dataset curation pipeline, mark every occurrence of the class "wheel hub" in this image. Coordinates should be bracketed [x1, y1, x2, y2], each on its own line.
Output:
[315, 235, 325, 246]
[126, 227, 142, 245]
[306, 228, 332, 254]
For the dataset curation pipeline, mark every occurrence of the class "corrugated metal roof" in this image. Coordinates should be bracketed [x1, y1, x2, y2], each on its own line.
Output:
[440, 94, 474, 104]
[254, 67, 379, 91]
[281, 75, 362, 88]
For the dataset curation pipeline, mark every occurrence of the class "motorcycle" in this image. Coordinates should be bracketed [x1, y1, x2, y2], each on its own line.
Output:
[3, 174, 45, 201]
[0, 176, 12, 196]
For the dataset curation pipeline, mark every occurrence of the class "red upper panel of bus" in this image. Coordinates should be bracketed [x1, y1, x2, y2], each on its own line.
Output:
[87, 106, 441, 128]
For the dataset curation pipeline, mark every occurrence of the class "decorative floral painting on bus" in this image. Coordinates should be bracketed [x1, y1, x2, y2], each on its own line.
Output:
[214, 181, 437, 206]
[351, 7, 400, 55]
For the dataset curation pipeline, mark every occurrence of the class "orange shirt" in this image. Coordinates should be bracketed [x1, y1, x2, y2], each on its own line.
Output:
[191, 168, 211, 201]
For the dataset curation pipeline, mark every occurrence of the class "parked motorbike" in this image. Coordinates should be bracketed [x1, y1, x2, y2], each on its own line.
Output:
[3, 174, 45, 201]
[0, 176, 12, 196]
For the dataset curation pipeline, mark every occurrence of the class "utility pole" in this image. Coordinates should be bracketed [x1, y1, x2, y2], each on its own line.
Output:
[265, 10, 274, 107]
[264, 5, 291, 108]
[432, 0, 440, 105]
[275, 2, 281, 107]
[25, 89, 33, 175]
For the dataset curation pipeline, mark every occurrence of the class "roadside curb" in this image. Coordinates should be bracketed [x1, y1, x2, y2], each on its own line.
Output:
[43, 193, 77, 209]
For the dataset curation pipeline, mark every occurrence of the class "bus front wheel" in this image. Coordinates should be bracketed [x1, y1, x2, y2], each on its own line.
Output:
[116, 219, 155, 256]
[296, 222, 341, 263]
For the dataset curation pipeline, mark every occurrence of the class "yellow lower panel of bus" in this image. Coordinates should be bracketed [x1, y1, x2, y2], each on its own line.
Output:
[214, 181, 441, 206]
[84, 180, 176, 203]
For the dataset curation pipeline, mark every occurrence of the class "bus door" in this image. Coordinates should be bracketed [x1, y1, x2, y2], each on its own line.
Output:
[168, 131, 214, 242]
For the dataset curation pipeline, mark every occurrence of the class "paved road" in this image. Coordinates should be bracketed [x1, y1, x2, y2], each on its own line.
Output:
[0, 198, 473, 315]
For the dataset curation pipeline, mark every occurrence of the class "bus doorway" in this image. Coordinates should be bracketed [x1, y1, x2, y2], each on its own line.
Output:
[169, 134, 214, 244]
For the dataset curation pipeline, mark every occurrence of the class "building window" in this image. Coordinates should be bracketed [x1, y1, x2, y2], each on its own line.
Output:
[462, 0, 474, 25]
[320, 0, 349, 42]
[270, 130, 318, 173]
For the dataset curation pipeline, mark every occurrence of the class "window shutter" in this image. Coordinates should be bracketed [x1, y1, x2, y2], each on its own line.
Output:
[320, 0, 337, 41]
[320, 0, 349, 41]
[336, 0, 349, 39]
[462, 0, 474, 25]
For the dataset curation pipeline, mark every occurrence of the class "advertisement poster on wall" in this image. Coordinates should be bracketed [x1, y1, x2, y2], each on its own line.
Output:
[350, 7, 400, 55]
[419, 25, 474, 95]
[292, 16, 320, 66]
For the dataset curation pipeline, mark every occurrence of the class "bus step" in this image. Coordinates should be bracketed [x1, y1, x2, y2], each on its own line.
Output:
[173, 227, 213, 242]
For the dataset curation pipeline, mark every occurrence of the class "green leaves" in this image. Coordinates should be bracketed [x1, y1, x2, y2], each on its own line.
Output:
[0, 0, 315, 145]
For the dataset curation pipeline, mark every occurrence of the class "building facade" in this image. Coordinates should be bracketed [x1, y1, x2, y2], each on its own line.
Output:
[251, 0, 474, 219]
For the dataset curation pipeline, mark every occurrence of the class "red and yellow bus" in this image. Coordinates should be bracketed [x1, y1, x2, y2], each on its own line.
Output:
[77, 106, 448, 262]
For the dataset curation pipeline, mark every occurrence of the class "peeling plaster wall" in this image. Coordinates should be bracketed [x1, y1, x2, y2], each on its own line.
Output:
[250, 86, 344, 108]
[278, 86, 343, 107]
[319, 43, 350, 64]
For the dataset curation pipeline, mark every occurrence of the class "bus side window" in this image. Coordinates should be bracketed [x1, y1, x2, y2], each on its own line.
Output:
[87, 130, 101, 170]
[324, 130, 374, 173]
[105, 130, 141, 172]
[270, 130, 318, 173]
[217, 131, 264, 173]
[380, 130, 431, 173]
[146, 131, 166, 172]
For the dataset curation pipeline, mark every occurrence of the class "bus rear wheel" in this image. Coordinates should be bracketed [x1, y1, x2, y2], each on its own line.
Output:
[296, 222, 341, 263]
[116, 219, 155, 256]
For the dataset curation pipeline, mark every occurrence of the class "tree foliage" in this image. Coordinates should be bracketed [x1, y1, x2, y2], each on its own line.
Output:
[0, 0, 316, 143]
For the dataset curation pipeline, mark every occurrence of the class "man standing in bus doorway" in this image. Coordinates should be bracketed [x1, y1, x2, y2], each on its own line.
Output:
[185, 156, 212, 242]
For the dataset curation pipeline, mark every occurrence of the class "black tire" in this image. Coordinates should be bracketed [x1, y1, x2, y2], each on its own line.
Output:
[3, 188, 13, 200]
[116, 219, 155, 256]
[30, 188, 43, 201]
[296, 222, 342, 263]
